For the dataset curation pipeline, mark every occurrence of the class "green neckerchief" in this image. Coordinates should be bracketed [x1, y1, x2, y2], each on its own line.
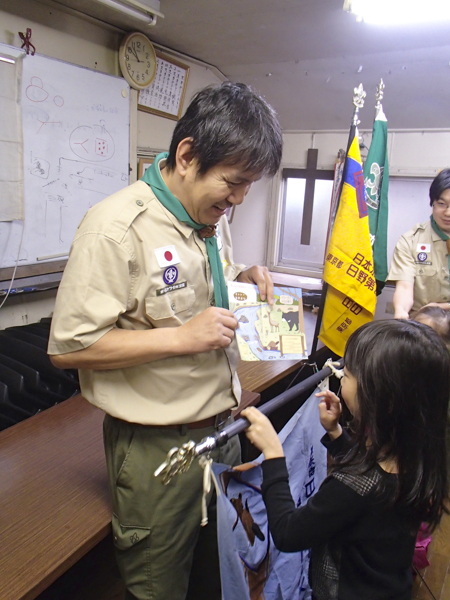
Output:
[430, 215, 450, 274]
[141, 152, 229, 309]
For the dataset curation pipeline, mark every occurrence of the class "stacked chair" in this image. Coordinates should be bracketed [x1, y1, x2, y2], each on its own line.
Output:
[0, 319, 80, 431]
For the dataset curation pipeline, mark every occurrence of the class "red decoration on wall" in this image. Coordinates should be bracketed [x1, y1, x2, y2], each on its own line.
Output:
[19, 28, 36, 55]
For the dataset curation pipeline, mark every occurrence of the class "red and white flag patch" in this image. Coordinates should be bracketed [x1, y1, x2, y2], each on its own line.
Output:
[154, 245, 180, 268]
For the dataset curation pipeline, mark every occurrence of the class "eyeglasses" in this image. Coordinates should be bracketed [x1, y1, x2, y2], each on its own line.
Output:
[433, 200, 450, 211]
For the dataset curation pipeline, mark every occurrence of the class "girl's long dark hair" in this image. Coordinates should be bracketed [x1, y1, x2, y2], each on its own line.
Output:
[341, 319, 449, 531]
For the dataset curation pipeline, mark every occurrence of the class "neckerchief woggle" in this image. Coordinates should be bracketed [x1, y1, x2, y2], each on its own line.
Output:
[430, 215, 450, 274]
[141, 152, 229, 309]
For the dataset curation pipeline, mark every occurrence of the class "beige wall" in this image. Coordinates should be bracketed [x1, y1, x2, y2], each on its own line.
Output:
[281, 129, 450, 175]
[230, 128, 450, 266]
[0, 0, 119, 72]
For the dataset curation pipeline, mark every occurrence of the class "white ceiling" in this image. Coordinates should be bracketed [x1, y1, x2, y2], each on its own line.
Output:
[53, 0, 450, 131]
[147, 0, 450, 131]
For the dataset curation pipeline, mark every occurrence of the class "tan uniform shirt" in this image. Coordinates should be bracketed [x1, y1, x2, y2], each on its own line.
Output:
[388, 219, 450, 314]
[48, 180, 246, 425]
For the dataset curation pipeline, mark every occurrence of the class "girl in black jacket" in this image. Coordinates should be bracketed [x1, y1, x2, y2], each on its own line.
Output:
[242, 319, 449, 600]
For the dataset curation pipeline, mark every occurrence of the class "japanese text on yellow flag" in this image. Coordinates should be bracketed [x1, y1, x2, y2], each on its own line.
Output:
[319, 133, 376, 356]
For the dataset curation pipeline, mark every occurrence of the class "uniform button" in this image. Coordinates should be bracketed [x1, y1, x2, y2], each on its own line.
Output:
[418, 269, 423, 274]
[445, 276, 449, 280]
[171, 303, 176, 310]
[210, 300, 215, 306]
[136, 200, 144, 207]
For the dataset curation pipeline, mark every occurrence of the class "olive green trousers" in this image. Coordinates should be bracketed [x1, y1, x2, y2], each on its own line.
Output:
[103, 414, 241, 600]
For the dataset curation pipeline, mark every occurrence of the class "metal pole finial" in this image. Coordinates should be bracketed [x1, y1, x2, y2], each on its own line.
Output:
[374, 79, 387, 120]
[352, 83, 366, 126]
[375, 79, 385, 109]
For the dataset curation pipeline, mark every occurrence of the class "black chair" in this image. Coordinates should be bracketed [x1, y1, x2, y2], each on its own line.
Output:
[12, 324, 51, 340]
[0, 364, 55, 412]
[0, 382, 31, 430]
[0, 401, 33, 421]
[3, 328, 49, 351]
[0, 385, 34, 422]
[0, 337, 79, 399]
[2, 328, 79, 381]
[0, 413, 17, 432]
[0, 353, 66, 403]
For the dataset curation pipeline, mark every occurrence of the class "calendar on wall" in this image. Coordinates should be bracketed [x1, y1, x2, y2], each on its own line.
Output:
[138, 51, 190, 120]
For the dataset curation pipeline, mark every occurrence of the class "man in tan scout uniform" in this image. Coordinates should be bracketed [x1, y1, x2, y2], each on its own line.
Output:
[48, 82, 282, 600]
[389, 169, 450, 318]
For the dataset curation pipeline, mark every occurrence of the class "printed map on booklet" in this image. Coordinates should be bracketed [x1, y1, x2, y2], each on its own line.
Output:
[228, 281, 308, 361]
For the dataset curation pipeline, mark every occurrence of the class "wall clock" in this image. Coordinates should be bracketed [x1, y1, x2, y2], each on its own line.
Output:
[119, 32, 157, 90]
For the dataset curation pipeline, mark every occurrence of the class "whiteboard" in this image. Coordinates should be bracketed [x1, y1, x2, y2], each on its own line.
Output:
[0, 49, 130, 269]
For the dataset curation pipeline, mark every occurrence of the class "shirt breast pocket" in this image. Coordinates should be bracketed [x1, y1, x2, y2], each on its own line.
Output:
[415, 265, 437, 278]
[145, 287, 196, 327]
[415, 264, 440, 302]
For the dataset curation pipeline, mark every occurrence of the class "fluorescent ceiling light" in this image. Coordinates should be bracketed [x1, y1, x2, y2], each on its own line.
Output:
[344, 0, 450, 25]
[121, 0, 163, 19]
[95, 0, 157, 25]
[130, 0, 162, 16]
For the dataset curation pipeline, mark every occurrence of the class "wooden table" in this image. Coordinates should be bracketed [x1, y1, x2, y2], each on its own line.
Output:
[0, 395, 110, 600]
[237, 358, 303, 393]
[0, 357, 303, 600]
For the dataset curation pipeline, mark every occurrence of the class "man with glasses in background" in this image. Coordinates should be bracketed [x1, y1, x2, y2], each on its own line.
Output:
[389, 169, 450, 318]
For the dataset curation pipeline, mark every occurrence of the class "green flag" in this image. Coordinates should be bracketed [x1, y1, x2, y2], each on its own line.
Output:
[363, 107, 389, 295]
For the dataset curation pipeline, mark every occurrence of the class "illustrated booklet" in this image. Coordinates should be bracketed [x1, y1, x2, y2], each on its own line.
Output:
[228, 281, 308, 361]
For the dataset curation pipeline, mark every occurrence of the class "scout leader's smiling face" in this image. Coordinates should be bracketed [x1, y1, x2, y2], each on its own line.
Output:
[182, 161, 262, 226]
[162, 137, 263, 225]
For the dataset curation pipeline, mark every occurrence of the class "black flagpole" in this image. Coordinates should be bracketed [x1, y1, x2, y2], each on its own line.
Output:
[309, 84, 366, 360]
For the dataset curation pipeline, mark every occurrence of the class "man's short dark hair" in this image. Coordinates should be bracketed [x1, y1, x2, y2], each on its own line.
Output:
[429, 168, 450, 206]
[166, 82, 282, 177]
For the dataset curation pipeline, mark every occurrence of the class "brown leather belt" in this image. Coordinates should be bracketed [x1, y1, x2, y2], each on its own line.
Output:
[156, 409, 232, 431]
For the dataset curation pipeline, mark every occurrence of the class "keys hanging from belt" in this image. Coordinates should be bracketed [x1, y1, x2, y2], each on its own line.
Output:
[154, 441, 197, 485]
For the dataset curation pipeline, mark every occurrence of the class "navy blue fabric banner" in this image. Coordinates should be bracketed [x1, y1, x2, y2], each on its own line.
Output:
[213, 388, 327, 600]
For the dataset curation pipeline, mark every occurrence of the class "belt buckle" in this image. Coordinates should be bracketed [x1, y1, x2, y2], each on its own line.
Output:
[214, 410, 230, 429]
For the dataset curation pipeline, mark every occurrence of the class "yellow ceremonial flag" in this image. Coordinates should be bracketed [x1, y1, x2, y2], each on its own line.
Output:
[319, 132, 377, 356]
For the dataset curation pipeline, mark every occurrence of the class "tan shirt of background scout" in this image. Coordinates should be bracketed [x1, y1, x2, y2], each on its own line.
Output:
[388, 219, 450, 316]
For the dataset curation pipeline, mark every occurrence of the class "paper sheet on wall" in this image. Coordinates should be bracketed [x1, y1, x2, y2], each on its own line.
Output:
[0, 48, 24, 222]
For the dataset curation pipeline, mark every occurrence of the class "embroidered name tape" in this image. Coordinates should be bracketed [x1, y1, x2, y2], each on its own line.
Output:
[157, 282, 187, 296]
[154, 245, 180, 268]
